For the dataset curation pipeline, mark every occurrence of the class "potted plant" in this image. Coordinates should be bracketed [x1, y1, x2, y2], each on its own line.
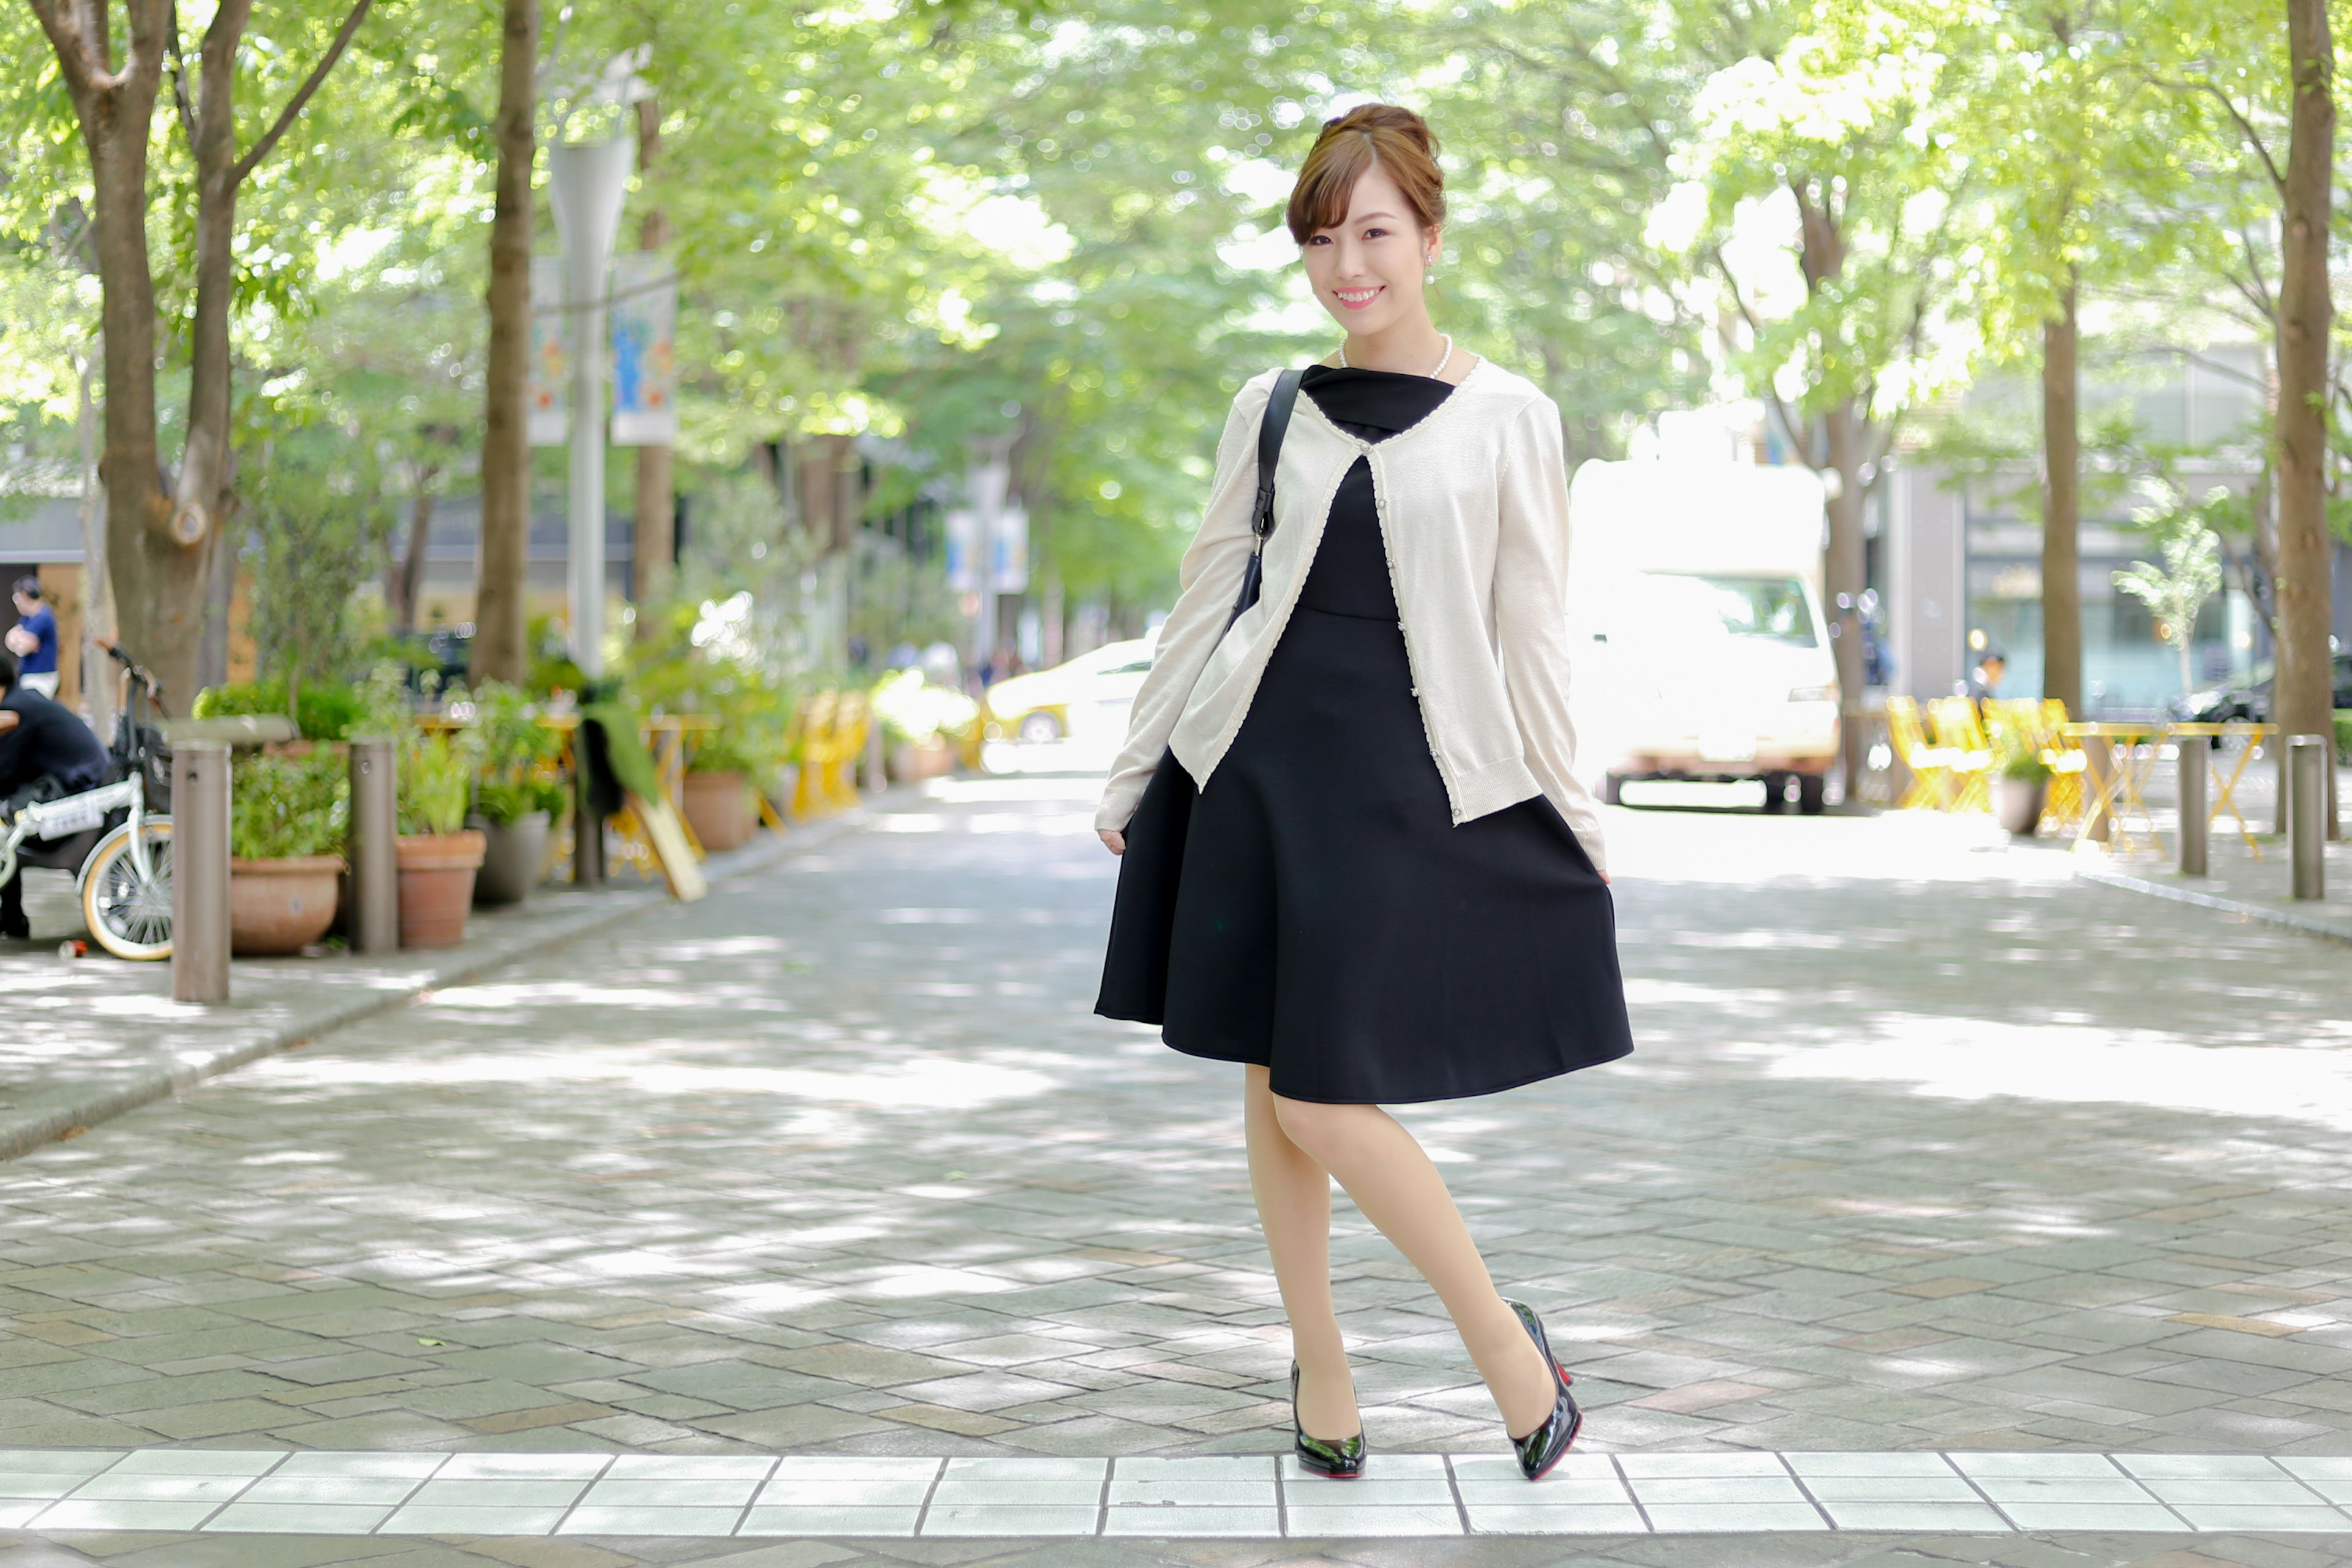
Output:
[873, 669, 975, 782]
[683, 728, 763, 851]
[229, 751, 348, 955]
[465, 681, 565, 904]
[396, 729, 486, 946]
[1992, 729, 2051, 837]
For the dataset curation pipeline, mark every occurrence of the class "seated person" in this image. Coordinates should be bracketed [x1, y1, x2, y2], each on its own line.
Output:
[6, 578, 59, 699]
[0, 647, 111, 939]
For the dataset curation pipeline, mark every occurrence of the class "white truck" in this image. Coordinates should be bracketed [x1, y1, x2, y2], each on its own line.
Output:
[1566, 457, 1840, 813]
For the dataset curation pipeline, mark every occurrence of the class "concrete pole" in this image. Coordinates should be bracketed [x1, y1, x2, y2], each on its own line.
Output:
[170, 742, 229, 1003]
[349, 737, 400, 954]
[549, 135, 635, 680]
[2176, 733, 2208, 878]
[2290, 735, 2326, 900]
[2083, 735, 2113, 843]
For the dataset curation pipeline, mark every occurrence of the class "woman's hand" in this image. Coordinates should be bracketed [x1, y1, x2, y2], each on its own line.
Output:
[1099, 829, 1126, 856]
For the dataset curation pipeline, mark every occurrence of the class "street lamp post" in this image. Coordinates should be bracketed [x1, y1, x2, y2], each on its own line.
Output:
[548, 134, 634, 680]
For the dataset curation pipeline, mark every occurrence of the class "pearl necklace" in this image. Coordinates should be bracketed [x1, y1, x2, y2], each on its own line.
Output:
[1340, 334, 1453, 379]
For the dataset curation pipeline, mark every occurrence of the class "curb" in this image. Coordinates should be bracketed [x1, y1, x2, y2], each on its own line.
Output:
[0, 805, 884, 1162]
[2074, 861, 2352, 947]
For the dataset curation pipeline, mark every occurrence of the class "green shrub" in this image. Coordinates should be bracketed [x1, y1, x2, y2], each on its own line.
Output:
[232, 752, 348, 861]
[194, 679, 366, 742]
[399, 731, 475, 836]
[2335, 710, 2351, 766]
[872, 669, 978, 747]
[475, 776, 568, 827]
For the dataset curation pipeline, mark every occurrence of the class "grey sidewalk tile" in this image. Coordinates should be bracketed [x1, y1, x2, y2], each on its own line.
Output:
[0, 1501, 43, 1528]
[939, 1456, 1105, 1481]
[238, 1476, 421, 1506]
[757, 1477, 930, 1507]
[1969, 1476, 2158, 1504]
[1101, 1504, 1282, 1535]
[1634, 1501, 1828, 1531]
[105, 1449, 285, 1476]
[920, 1502, 1100, 1534]
[931, 1479, 1101, 1506]
[378, 1502, 568, 1533]
[1616, 1451, 1792, 1478]
[270, 1452, 446, 1479]
[405, 1478, 589, 1507]
[1817, 1500, 2007, 1530]
[581, 1477, 765, 1507]
[29, 1497, 222, 1530]
[1784, 1451, 1959, 1477]
[0, 1451, 121, 1476]
[768, 1456, 939, 1481]
[433, 1451, 609, 1480]
[1282, 1501, 1463, 1536]
[1105, 1474, 1275, 1506]
[2136, 1477, 2330, 1506]
[1626, 1475, 1808, 1505]
[2113, 1452, 2290, 1479]
[606, 1453, 777, 1480]
[1463, 1502, 1648, 1533]
[201, 1501, 394, 1532]
[559, 1503, 746, 1534]
[1455, 1477, 1630, 1507]
[1992, 1502, 2186, 1529]
[2170, 1503, 2352, 1531]
[67, 1472, 255, 1502]
[739, 1504, 921, 1535]
[1800, 1474, 1980, 1502]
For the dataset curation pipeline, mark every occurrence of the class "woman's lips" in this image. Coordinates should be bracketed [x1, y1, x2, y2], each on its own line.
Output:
[1332, 285, 1383, 311]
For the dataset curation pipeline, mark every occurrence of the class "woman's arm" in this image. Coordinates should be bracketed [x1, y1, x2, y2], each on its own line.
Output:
[1492, 398, 1608, 881]
[1095, 374, 1278, 838]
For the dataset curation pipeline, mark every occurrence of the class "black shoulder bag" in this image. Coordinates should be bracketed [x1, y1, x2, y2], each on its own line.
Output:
[1095, 366, 1306, 1025]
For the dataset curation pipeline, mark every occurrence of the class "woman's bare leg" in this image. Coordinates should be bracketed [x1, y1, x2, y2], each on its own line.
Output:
[1243, 1065, 1358, 1439]
[1270, 1093, 1558, 1437]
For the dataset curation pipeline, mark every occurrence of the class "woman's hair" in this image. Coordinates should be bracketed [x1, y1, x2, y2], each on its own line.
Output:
[1285, 104, 1445, 244]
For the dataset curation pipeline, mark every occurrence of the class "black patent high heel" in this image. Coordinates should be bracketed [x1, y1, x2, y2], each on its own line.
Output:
[1289, 1360, 1366, 1478]
[1502, 1299, 1581, 1480]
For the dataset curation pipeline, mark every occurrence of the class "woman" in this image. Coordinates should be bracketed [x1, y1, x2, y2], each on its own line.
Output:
[1094, 104, 1633, 1482]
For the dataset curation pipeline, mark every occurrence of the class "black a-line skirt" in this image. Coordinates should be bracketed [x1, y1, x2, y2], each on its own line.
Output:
[1096, 601, 1634, 1104]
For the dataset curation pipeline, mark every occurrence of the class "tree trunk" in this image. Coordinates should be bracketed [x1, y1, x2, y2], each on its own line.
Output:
[2278, 0, 2339, 836]
[1822, 402, 1868, 797]
[630, 97, 673, 633]
[390, 484, 436, 635]
[2040, 275, 2083, 718]
[472, 0, 539, 685]
[75, 337, 118, 739]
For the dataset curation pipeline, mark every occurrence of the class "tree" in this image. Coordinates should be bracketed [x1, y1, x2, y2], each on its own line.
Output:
[469, 0, 537, 685]
[21, 0, 377, 706]
[1687, 7, 1975, 790]
[2114, 521, 2223, 695]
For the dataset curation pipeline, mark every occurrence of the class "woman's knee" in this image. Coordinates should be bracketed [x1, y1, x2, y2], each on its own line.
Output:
[1270, 1093, 1368, 1156]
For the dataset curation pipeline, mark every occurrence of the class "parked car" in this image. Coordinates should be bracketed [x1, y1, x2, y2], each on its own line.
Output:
[2171, 652, 2352, 722]
[984, 636, 1156, 744]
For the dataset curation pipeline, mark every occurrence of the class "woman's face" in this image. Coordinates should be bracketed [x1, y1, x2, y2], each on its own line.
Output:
[1300, 164, 1438, 337]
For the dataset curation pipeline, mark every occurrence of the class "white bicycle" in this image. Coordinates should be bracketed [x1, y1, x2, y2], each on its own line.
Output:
[0, 647, 174, 960]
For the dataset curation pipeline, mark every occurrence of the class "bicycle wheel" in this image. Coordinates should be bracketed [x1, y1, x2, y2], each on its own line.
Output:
[80, 818, 173, 961]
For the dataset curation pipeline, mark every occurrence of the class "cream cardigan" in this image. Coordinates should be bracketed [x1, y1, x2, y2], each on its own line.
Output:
[1096, 358, 1607, 876]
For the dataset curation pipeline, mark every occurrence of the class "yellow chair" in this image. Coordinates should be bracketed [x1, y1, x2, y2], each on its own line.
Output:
[1927, 696, 1993, 812]
[1885, 695, 1953, 810]
[823, 690, 869, 808]
[2033, 699, 2087, 827]
[791, 691, 839, 819]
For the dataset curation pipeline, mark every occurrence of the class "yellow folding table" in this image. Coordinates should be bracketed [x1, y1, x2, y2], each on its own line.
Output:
[2166, 721, 2278, 858]
[2064, 721, 2169, 857]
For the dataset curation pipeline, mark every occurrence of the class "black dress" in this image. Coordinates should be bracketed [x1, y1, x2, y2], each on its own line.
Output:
[1098, 366, 1633, 1104]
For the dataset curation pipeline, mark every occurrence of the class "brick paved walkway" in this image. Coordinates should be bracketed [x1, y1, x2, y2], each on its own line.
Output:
[4, 777, 2351, 1567]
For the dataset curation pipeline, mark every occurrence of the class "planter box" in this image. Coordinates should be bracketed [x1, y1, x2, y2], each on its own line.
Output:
[472, 811, 550, 906]
[682, 770, 755, 852]
[888, 737, 954, 782]
[396, 830, 486, 948]
[228, 856, 342, 956]
[1994, 775, 2048, 837]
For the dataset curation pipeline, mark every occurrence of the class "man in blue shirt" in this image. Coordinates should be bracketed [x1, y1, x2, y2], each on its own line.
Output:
[0, 647, 110, 939]
[6, 578, 59, 699]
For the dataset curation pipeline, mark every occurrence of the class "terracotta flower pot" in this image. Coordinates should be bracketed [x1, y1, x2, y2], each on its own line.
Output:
[396, 830, 486, 948]
[682, 770, 755, 853]
[887, 737, 954, 782]
[1994, 775, 2048, 837]
[472, 811, 550, 906]
[228, 856, 344, 956]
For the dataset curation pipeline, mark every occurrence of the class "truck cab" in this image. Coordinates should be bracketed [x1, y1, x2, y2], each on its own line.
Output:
[1566, 458, 1840, 813]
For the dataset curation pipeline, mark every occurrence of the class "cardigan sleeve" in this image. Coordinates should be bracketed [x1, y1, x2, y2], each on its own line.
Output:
[1096, 372, 1276, 832]
[1491, 395, 1609, 876]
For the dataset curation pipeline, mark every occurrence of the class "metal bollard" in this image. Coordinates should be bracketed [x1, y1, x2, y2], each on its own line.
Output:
[349, 736, 399, 953]
[2290, 734, 2326, 900]
[2083, 736, 2114, 843]
[2176, 733, 2208, 877]
[171, 741, 230, 1003]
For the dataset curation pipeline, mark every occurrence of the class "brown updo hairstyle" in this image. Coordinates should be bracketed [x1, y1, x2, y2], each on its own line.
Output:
[1284, 104, 1446, 244]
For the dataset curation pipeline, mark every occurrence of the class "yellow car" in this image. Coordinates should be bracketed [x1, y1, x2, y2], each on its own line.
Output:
[984, 636, 1156, 744]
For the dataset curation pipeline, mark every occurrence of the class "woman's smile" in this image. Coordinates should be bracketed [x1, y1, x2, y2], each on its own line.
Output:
[1332, 284, 1385, 310]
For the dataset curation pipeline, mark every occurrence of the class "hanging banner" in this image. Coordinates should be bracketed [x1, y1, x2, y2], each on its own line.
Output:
[609, 252, 678, 446]
[527, 255, 568, 447]
[944, 508, 979, 594]
[990, 502, 1028, 594]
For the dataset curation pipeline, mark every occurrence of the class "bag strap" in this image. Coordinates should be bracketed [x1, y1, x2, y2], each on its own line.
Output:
[1251, 367, 1306, 545]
